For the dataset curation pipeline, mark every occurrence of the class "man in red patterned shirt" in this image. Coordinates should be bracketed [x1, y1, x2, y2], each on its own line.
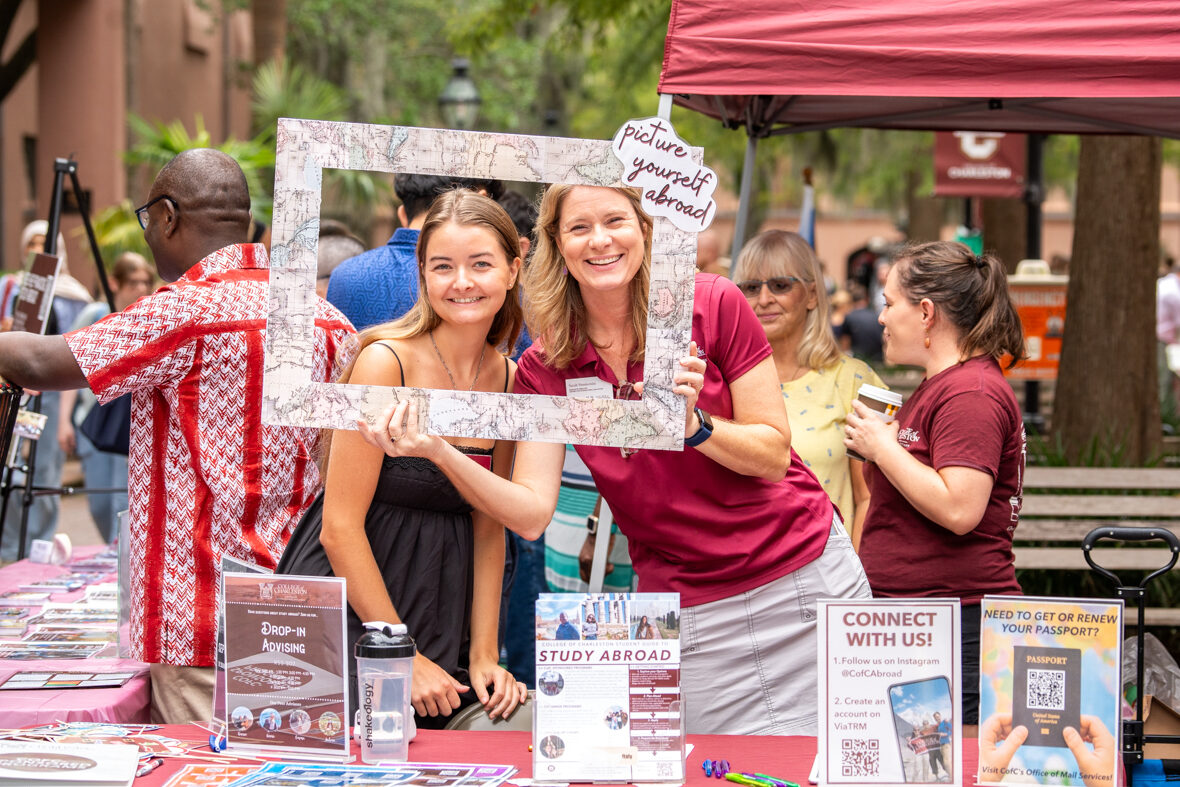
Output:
[0, 149, 355, 722]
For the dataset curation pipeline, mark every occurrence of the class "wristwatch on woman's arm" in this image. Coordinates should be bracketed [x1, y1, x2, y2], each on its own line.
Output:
[684, 407, 713, 447]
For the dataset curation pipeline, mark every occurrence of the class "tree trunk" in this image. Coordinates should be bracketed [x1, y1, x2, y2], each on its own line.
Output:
[251, 0, 286, 67]
[1053, 135, 1161, 465]
[981, 198, 1027, 274]
[906, 168, 943, 243]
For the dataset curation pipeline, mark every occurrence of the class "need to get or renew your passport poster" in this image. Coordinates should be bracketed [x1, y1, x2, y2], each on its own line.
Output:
[978, 596, 1122, 787]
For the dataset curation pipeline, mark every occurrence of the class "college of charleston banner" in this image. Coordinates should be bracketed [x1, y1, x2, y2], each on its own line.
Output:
[934, 132, 1026, 198]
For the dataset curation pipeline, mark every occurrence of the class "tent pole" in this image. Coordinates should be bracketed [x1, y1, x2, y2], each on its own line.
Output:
[657, 93, 674, 121]
[730, 133, 759, 262]
[1023, 133, 1046, 434]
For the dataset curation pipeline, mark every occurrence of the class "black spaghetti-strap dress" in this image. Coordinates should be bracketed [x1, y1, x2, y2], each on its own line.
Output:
[276, 344, 510, 728]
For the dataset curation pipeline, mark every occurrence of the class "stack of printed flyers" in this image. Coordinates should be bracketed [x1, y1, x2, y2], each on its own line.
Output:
[213, 762, 519, 787]
[0, 740, 138, 786]
[0, 550, 119, 662]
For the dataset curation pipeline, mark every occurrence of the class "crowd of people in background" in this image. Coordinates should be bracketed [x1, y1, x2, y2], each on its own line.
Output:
[0, 149, 1080, 741]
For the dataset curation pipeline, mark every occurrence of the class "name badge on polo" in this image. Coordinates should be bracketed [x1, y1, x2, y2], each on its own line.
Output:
[565, 376, 613, 399]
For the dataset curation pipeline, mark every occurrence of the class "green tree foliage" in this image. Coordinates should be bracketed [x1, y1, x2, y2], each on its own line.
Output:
[126, 114, 276, 224]
[89, 201, 150, 263]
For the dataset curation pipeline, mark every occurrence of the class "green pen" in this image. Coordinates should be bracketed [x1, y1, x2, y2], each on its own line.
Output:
[755, 774, 800, 787]
[724, 774, 769, 787]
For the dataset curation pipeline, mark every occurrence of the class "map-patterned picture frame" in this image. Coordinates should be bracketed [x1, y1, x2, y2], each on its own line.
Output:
[263, 118, 700, 450]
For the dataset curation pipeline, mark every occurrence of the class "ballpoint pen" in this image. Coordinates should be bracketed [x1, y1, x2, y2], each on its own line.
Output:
[136, 757, 162, 777]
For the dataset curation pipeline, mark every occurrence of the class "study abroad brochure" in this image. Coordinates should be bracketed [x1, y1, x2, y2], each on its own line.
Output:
[977, 596, 1122, 787]
[817, 599, 962, 787]
[534, 592, 684, 783]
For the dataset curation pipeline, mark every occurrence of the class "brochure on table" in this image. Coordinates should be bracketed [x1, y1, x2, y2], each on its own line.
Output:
[0, 739, 138, 786]
[221, 572, 349, 761]
[224, 761, 519, 787]
[533, 592, 684, 783]
[214, 556, 270, 729]
[977, 596, 1122, 787]
[817, 599, 962, 787]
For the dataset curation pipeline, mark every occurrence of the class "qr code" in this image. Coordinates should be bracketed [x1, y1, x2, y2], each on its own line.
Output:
[1027, 668, 1066, 710]
[841, 739, 880, 777]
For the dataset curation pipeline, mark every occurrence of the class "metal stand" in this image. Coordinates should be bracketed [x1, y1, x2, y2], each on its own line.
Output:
[0, 157, 117, 560]
[1082, 526, 1180, 784]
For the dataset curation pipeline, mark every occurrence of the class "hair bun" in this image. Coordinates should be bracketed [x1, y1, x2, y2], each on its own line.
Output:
[973, 255, 987, 269]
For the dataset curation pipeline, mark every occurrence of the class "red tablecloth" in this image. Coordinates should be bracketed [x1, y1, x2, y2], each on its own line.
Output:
[0, 545, 150, 725]
[132, 727, 984, 787]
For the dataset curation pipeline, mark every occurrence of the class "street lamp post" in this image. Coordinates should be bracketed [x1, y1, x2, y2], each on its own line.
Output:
[438, 58, 481, 130]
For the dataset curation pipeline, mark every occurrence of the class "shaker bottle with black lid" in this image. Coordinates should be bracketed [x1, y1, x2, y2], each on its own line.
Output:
[355, 621, 416, 763]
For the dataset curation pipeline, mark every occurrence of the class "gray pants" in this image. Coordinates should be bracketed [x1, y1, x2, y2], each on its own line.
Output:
[680, 515, 872, 735]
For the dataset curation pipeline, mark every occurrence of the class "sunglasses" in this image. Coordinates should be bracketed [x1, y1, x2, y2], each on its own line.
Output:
[735, 276, 801, 298]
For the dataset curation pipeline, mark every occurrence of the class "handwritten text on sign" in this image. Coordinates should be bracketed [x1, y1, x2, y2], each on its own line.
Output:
[611, 118, 717, 233]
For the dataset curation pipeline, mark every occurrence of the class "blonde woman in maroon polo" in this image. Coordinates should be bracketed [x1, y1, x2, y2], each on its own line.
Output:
[359, 185, 871, 735]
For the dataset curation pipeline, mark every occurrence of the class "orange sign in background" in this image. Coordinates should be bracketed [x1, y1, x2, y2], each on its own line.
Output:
[1005, 281, 1067, 380]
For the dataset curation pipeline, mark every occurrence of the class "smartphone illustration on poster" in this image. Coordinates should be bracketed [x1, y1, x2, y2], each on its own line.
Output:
[888, 676, 953, 783]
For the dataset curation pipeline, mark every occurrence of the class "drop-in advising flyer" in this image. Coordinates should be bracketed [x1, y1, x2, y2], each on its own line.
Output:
[818, 600, 961, 787]
[222, 572, 349, 760]
[977, 596, 1122, 787]
[533, 593, 684, 784]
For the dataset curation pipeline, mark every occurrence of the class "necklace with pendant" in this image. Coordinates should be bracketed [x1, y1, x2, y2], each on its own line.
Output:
[429, 330, 487, 390]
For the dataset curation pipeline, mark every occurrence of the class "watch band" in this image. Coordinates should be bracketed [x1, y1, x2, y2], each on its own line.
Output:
[684, 407, 714, 447]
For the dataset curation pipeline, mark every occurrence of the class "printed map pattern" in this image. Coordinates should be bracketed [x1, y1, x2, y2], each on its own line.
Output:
[264, 119, 701, 449]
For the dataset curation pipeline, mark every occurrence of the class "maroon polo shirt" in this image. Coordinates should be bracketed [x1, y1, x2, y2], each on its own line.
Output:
[515, 274, 834, 607]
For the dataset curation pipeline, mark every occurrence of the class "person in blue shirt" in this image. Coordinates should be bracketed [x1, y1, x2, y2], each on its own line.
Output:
[554, 612, 580, 641]
[326, 174, 501, 330]
[935, 711, 952, 774]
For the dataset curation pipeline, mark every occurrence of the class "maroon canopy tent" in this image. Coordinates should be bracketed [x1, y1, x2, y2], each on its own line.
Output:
[659, 0, 1180, 137]
[657, 0, 1180, 248]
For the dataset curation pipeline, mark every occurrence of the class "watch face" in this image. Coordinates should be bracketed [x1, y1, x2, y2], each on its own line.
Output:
[697, 409, 713, 430]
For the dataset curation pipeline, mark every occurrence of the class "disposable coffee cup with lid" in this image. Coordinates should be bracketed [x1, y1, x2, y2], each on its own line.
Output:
[847, 384, 903, 462]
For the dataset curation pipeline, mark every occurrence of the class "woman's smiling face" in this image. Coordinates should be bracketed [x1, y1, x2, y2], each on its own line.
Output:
[555, 186, 647, 297]
[422, 221, 519, 327]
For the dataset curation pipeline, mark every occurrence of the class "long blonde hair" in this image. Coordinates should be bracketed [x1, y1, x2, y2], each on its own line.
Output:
[525, 185, 653, 369]
[336, 189, 524, 386]
[732, 229, 842, 371]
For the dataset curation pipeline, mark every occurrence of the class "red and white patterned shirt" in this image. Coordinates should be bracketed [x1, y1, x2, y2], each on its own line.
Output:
[65, 243, 355, 667]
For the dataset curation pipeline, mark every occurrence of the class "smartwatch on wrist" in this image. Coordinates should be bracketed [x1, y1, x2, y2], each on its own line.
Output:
[684, 407, 714, 447]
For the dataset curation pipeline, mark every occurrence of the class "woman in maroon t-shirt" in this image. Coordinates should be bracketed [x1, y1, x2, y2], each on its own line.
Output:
[844, 241, 1027, 724]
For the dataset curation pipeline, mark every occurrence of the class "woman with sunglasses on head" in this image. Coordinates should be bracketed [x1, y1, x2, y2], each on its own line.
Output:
[361, 185, 870, 736]
[277, 190, 529, 727]
[844, 241, 1026, 724]
[732, 231, 886, 549]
